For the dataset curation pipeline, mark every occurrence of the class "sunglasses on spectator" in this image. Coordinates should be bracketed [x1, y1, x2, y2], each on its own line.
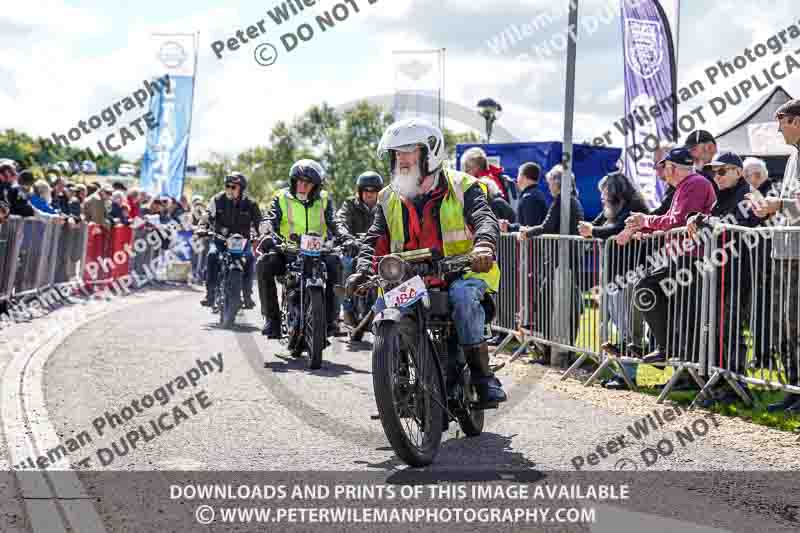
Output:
[225, 184, 239, 190]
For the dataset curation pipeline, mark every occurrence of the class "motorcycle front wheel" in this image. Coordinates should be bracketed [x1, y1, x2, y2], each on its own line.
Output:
[222, 269, 242, 329]
[305, 287, 326, 369]
[372, 321, 443, 467]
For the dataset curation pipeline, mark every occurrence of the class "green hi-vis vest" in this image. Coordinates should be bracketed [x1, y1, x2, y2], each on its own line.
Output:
[378, 167, 501, 292]
[277, 189, 329, 238]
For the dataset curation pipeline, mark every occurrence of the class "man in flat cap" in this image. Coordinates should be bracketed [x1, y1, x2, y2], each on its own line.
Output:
[750, 98, 800, 413]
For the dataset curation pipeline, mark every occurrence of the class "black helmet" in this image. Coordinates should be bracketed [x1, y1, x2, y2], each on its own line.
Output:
[224, 172, 248, 193]
[289, 159, 324, 187]
[356, 171, 384, 193]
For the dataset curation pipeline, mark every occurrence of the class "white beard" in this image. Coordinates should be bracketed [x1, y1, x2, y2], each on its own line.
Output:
[392, 165, 422, 199]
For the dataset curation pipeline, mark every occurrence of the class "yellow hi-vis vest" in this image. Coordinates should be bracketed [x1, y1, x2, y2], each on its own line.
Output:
[378, 167, 501, 292]
[277, 189, 329, 238]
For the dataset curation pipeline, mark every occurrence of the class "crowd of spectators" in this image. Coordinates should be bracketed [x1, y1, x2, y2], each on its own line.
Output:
[461, 101, 800, 414]
[0, 159, 202, 231]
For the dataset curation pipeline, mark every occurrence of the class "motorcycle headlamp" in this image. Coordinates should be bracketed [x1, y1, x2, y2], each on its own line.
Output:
[226, 234, 246, 253]
[378, 255, 406, 283]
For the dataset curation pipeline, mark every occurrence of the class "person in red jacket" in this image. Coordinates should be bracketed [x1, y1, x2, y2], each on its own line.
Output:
[625, 146, 716, 365]
[126, 188, 141, 219]
[460, 147, 510, 202]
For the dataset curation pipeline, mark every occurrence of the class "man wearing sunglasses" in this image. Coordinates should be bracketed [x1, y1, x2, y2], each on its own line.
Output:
[685, 152, 760, 406]
[200, 172, 262, 310]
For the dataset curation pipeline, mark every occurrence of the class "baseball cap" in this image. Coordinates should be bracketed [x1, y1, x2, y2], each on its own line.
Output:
[776, 99, 800, 119]
[101, 183, 114, 193]
[704, 151, 743, 169]
[684, 130, 716, 148]
[657, 147, 694, 167]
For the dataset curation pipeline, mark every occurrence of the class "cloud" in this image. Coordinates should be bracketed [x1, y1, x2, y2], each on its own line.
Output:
[2, 0, 800, 165]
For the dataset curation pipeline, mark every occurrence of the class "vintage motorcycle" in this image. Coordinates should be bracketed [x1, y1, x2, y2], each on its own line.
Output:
[273, 232, 340, 369]
[339, 233, 377, 342]
[199, 231, 250, 329]
[360, 248, 498, 467]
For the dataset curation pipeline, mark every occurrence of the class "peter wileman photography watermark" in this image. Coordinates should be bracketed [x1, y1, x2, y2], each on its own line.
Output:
[589, 195, 800, 313]
[586, 17, 800, 154]
[210, 0, 380, 66]
[486, 0, 621, 64]
[571, 403, 722, 470]
[11, 354, 224, 470]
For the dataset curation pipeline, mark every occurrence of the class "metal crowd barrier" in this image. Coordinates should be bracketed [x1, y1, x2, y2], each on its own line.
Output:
[14, 218, 47, 298]
[575, 228, 714, 400]
[54, 221, 89, 292]
[490, 222, 800, 406]
[0, 216, 25, 305]
[0, 215, 194, 321]
[703, 224, 800, 402]
[491, 233, 604, 368]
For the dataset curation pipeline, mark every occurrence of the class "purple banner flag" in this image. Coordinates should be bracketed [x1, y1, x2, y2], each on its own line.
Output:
[621, 0, 678, 208]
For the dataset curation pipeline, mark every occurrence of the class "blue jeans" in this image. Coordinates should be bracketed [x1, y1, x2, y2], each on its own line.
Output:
[448, 278, 489, 346]
[206, 239, 254, 299]
[607, 290, 638, 383]
[340, 255, 355, 313]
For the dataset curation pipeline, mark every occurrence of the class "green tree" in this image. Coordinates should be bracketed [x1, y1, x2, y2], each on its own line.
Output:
[443, 128, 481, 162]
[195, 153, 232, 198]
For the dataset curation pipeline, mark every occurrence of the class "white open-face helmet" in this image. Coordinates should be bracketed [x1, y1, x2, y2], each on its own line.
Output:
[377, 118, 446, 177]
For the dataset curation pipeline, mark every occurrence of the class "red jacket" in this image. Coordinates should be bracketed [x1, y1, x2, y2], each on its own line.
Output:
[127, 197, 141, 219]
[642, 173, 715, 232]
[477, 165, 508, 201]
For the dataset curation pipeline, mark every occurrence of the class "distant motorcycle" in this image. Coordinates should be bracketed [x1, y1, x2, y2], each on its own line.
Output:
[274, 232, 340, 369]
[199, 231, 250, 329]
[339, 233, 376, 342]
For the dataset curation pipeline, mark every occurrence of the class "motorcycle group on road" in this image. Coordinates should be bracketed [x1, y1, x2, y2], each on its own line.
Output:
[196, 118, 508, 466]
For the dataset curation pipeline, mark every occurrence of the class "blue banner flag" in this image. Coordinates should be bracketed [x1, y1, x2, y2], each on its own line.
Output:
[621, 1, 678, 209]
[140, 34, 197, 199]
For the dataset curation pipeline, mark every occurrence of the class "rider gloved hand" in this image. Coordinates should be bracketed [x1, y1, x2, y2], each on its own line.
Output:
[345, 271, 369, 296]
[344, 239, 360, 256]
[470, 243, 495, 273]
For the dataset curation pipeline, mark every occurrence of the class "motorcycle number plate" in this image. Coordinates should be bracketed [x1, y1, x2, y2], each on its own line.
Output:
[300, 235, 323, 255]
[384, 276, 427, 309]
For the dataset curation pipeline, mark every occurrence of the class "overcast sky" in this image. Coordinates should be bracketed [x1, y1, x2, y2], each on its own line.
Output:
[1, 0, 799, 163]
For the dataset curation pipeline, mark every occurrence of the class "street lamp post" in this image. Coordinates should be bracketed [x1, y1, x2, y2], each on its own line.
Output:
[477, 98, 502, 143]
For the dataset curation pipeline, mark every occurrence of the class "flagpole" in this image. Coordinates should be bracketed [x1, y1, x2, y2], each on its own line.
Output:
[180, 31, 200, 200]
[674, 0, 681, 70]
[556, 0, 579, 366]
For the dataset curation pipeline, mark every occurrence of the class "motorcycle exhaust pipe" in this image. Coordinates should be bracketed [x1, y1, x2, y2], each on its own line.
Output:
[350, 308, 374, 339]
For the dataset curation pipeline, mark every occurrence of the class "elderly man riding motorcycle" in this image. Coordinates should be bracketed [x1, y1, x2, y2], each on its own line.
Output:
[346, 118, 507, 406]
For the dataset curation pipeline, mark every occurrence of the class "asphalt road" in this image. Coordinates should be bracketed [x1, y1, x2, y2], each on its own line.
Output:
[2, 289, 800, 532]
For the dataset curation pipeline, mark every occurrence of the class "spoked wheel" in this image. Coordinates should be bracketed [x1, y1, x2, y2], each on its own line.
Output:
[216, 272, 226, 327]
[305, 287, 326, 369]
[372, 322, 443, 467]
[222, 269, 242, 329]
[456, 368, 484, 437]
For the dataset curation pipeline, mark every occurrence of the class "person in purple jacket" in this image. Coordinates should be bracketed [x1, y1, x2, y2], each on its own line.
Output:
[625, 146, 716, 365]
